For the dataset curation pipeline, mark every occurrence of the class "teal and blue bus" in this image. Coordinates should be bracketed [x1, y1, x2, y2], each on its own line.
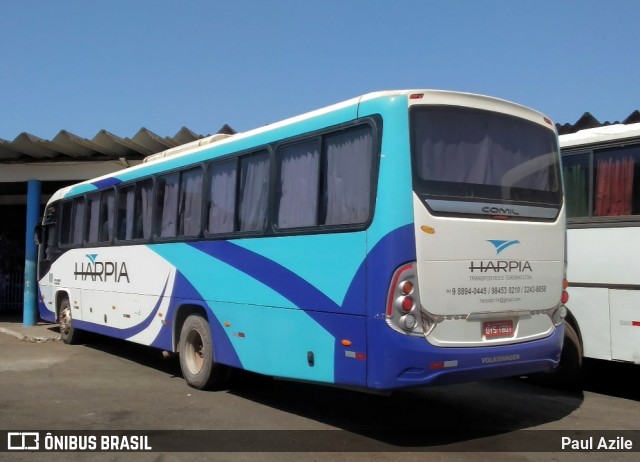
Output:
[36, 90, 568, 391]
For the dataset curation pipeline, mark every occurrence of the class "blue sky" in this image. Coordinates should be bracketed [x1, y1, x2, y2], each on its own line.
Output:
[0, 0, 638, 140]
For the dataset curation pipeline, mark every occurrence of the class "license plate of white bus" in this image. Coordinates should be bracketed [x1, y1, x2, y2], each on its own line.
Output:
[483, 320, 514, 339]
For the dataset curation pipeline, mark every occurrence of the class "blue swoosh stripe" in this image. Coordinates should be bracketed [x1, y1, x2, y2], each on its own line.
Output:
[74, 275, 170, 339]
[189, 240, 340, 312]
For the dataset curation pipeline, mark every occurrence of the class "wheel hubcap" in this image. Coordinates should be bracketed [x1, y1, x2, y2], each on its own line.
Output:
[60, 307, 71, 336]
[185, 330, 204, 375]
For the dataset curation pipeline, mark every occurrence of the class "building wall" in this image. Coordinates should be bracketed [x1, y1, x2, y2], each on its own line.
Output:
[0, 160, 142, 310]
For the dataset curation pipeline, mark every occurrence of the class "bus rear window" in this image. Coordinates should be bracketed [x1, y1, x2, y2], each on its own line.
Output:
[410, 106, 561, 211]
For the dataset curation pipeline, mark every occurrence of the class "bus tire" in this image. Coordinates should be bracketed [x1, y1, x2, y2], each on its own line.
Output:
[530, 321, 583, 388]
[178, 315, 229, 390]
[59, 296, 81, 345]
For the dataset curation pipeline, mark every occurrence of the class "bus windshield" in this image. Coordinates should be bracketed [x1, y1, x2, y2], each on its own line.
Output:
[410, 105, 562, 215]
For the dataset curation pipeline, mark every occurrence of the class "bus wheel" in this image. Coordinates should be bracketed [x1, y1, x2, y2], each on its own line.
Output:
[530, 321, 583, 389]
[178, 315, 229, 390]
[555, 321, 583, 386]
[59, 296, 81, 345]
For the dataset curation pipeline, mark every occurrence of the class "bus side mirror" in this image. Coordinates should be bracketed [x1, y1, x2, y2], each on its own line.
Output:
[34, 224, 43, 245]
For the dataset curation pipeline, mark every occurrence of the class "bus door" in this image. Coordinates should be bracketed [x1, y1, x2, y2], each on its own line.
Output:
[36, 220, 58, 317]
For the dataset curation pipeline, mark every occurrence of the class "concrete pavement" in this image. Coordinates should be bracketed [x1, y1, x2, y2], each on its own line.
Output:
[0, 311, 60, 343]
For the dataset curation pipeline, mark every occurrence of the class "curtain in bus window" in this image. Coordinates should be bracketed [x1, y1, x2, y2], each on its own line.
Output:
[157, 174, 179, 238]
[59, 202, 73, 245]
[239, 152, 270, 231]
[323, 126, 373, 225]
[86, 195, 101, 244]
[118, 187, 135, 240]
[100, 190, 115, 242]
[413, 108, 555, 195]
[208, 160, 237, 234]
[563, 164, 589, 218]
[595, 156, 634, 216]
[71, 199, 85, 245]
[277, 140, 319, 228]
[136, 181, 153, 239]
[180, 168, 203, 236]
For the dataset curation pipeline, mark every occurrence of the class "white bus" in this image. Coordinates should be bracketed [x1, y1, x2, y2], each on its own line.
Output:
[36, 90, 568, 391]
[560, 122, 640, 378]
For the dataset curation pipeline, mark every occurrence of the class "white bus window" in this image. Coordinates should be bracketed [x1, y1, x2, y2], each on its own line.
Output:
[562, 153, 589, 218]
[207, 160, 237, 234]
[276, 139, 320, 228]
[322, 126, 373, 225]
[239, 151, 270, 232]
[593, 146, 640, 217]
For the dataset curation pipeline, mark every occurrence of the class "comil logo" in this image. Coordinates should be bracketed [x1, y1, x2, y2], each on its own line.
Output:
[487, 239, 520, 255]
[482, 206, 520, 216]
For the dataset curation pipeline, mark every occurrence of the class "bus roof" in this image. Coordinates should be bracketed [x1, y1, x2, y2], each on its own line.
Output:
[48, 90, 553, 203]
[559, 122, 640, 149]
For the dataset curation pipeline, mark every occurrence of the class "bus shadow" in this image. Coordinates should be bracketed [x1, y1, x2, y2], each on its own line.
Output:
[580, 359, 640, 402]
[70, 333, 587, 449]
[228, 373, 584, 449]
[78, 332, 183, 378]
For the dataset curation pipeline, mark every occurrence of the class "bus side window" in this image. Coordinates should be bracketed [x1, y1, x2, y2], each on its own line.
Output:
[593, 146, 640, 217]
[86, 193, 101, 244]
[562, 152, 589, 218]
[59, 201, 73, 245]
[135, 179, 153, 240]
[179, 167, 203, 237]
[70, 197, 86, 246]
[117, 185, 135, 241]
[155, 173, 179, 238]
[238, 150, 270, 232]
[100, 190, 116, 242]
[206, 159, 237, 235]
[276, 139, 320, 229]
[321, 126, 373, 226]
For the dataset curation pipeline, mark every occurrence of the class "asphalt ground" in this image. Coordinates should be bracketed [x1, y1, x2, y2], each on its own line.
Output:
[1, 311, 639, 462]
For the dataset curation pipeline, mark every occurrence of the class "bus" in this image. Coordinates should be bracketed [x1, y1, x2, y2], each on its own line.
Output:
[35, 90, 567, 391]
[559, 121, 640, 378]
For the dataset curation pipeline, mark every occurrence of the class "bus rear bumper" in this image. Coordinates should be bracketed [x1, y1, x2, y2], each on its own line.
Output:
[366, 320, 563, 390]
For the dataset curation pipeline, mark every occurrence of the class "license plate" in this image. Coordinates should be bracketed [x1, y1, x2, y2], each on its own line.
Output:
[483, 320, 514, 339]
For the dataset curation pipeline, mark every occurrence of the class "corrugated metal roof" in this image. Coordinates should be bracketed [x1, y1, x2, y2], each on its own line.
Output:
[556, 110, 640, 135]
[0, 124, 236, 163]
[4, 111, 640, 162]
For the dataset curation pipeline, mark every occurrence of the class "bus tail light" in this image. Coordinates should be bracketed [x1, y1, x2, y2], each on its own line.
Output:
[548, 277, 569, 326]
[386, 263, 434, 336]
[401, 296, 414, 312]
[561, 278, 569, 304]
